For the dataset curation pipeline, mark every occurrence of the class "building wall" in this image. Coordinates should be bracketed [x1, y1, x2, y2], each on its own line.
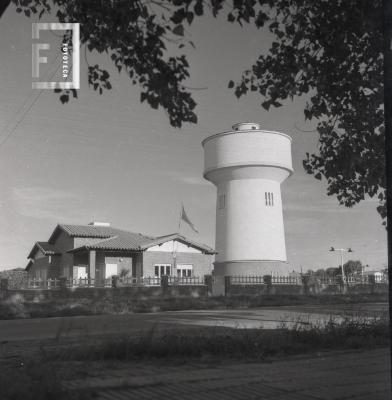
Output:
[52, 230, 74, 278]
[29, 251, 60, 279]
[142, 251, 213, 277]
[147, 241, 202, 253]
[214, 260, 291, 277]
[215, 179, 287, 263]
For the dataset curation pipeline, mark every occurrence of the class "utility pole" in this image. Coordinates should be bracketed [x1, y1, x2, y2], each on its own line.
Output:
[329, 247, 353, 282]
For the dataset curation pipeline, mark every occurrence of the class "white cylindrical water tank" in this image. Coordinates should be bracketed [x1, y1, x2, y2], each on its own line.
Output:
[202, 123, 293, 276]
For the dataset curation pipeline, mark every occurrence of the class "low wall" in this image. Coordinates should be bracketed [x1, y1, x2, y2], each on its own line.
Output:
[5, 285, 208, 302]
[1, 276, 388, 303]
[228, 284, 305, 296]
[226, 281, 389, 297]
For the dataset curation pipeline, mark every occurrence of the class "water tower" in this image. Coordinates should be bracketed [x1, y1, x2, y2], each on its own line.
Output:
[202, 122, 293, 276]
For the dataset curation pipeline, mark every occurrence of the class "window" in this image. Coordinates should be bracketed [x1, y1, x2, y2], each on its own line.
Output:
[177, 264, 193, 277]
[218, 194, 226, 210]
[154, 264, 171, 277]
[265, 192, 274, 206]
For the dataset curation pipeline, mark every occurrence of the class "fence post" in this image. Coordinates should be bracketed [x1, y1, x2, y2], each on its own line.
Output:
[263, 275, 272, 294]
[112, 275, 119, 288]
[0, 278, 8, 299]
[224, 276, 231, 296]
[161, 275, 169, 296]
[301, 275, 310, 295]
[59, 277, 67, 291]
[337, 275, 347, 294]
[204, 274, 213, 296]
[368, 274, 376, 294]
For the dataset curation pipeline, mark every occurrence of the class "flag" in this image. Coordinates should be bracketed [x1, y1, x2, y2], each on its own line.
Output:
[180, 205, 199, 233]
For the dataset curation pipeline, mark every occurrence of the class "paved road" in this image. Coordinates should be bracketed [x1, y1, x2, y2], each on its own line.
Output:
[66, 348, 390, 400]
[0, 303, 387, 342]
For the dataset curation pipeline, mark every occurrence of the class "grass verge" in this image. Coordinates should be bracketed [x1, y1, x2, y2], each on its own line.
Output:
[1, 316, 389, 399]
[47, 316, 390, 362]
[0, 292, 388, 319]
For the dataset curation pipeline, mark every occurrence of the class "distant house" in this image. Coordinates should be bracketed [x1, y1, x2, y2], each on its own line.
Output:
[26, 222, 215, 281]
[363, 270, 387, 283]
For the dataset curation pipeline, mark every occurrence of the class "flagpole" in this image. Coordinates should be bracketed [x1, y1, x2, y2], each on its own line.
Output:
[178, 203, 182, 233]
[174, 203, 182, 278]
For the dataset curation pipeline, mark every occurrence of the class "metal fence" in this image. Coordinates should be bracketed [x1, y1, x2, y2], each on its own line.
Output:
[22, 273, 389, 290]
[230, 275, 388, 286]
[272, 276, 302, 285]
[24, 275, 205, 289]
[230, 276, 265, 285]
[26, 278, 61, 289]
[117, 276, 161, 287]
[168, 276, 205, 286]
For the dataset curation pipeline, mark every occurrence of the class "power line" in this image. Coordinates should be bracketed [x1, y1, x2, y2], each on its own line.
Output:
[0, 51, 62, 150]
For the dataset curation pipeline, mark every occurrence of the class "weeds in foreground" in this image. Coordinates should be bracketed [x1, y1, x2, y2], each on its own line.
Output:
[1, 316, 389, 400]
[0, 360, 94, 400]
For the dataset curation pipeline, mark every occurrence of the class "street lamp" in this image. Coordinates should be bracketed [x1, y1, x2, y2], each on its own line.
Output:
[329, 247, 353, 282]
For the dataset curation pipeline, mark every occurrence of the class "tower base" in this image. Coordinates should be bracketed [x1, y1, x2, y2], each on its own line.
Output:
[213, 260, 290, 277]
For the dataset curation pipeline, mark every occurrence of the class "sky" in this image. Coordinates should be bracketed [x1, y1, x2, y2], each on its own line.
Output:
[0, 5, 387, 272]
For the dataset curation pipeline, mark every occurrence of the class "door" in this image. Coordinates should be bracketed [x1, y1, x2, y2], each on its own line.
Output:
[76, 266, 87, 279]
[105, 263, 118, 278]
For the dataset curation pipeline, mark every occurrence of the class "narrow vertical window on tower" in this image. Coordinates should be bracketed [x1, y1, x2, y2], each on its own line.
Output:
[265, 192, 274, 206]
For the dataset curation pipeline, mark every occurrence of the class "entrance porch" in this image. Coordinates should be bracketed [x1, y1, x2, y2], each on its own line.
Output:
[72, 249, 143, 285]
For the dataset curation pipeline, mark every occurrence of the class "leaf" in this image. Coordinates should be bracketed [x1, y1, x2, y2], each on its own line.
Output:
[194, 1, 203, 16]
[172, 25, 184, 36]
[59, 94, 69, 104]
[186, 12, 194, 24]
[228, 80, 235, 89]
[261, 101, 271, 111]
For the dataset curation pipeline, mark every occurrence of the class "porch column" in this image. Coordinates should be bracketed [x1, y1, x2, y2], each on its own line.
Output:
[88, 250, 96, 282]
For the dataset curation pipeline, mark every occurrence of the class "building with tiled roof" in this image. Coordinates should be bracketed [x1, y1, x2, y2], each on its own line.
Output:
[26, 222, 215, 281]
